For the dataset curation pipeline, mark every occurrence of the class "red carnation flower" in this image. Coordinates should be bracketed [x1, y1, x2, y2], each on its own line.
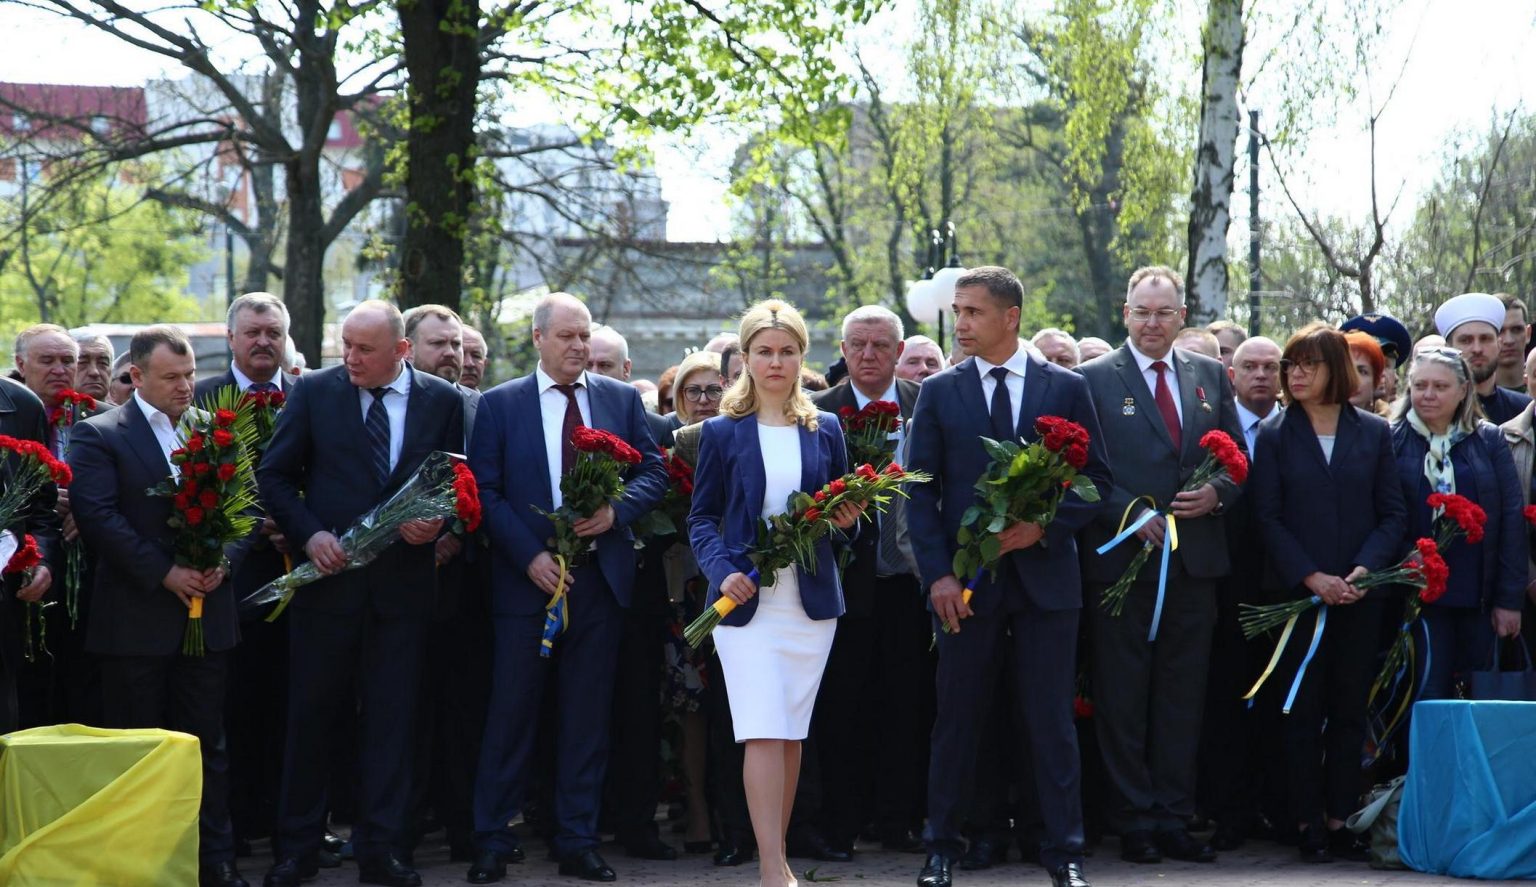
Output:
[838, 406, 856, 420]
[884, 462, 905, 476]
[4, 534, 41, 575]
[1526, 505, 1536, 526]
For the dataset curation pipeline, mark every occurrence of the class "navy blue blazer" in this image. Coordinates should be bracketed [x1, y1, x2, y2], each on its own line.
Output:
[905, 355, 1113, 613]
[1390, 420, 1526, 612]
[469, 371, 666, 617]
[1250, 406, 1407, 594]
[687, 412, 851, 626]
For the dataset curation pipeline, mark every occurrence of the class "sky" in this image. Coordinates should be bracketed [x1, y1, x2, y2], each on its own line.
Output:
[1, 1, 1533, 245]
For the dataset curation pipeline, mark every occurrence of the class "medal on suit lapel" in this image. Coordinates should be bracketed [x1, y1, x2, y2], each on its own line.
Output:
[1197, 386, 1212, 413]
[1122, 397, 1136, 416]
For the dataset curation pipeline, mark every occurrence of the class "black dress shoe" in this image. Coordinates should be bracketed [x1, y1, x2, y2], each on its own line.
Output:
[467, 849, 510, 884]
[622, 833, 678, 860]
[1156, 829, 1216, 862]
[787, 829, 852, 862]
[262, 858, 317, 887]
[1297, 825, 1333, 863]
[200, 860, 249, 887]
[321, 832, 345, 854]
[357, 854, 422, 887]
[1051, 861, 1092, 887]
[960, 835, 1005, 870]
[917, 852, 954, 887]
[713, 842, 754, 866]
[1118, 830, 1161, 864]
[558, 849, 617, 882]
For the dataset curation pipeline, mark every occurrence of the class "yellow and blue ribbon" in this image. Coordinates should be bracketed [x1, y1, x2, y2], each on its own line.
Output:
[1242, 595, 1320, 706]
[1281, 605, 1328, 714]
[1095, 497, 1179, 641]
[540, 554, 570, 658]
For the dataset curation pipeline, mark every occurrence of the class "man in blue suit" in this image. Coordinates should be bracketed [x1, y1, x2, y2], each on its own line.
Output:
[466, 292, 665, 884]
[907, 267, 1111, 887]
[259, 301, 465, 887]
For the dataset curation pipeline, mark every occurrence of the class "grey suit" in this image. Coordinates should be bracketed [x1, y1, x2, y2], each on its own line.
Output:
[1076, 344, 1247, 835]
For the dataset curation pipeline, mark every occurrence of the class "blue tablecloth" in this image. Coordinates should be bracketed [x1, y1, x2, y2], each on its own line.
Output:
[1399, 700, 1536, 879]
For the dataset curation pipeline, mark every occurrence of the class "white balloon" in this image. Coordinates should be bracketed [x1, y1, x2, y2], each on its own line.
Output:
[905, 278, 939, 324]
[929, 265, 968, 313]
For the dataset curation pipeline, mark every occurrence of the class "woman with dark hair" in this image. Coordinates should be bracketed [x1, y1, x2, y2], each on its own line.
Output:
[1250, 323, 1406, 863]
[1391, 346, 1525, 699]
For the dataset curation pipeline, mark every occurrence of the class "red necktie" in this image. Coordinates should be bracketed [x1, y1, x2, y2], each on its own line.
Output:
[1150, 360, 1181, 452]
[553, 383, 584, 474]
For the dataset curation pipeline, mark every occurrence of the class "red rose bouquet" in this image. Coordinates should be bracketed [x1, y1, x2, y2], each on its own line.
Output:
[944, 417, 1100, 633]
[1098, 430, 1247, 636]
[683, 461, 932, 647]
[838, 400, 903, 469]
[6, 533, 48, 662]
[534, 426, 643, 656]
[238, 385, 286, 456]
[245, 451, 481, 620]
[631, 447, 695, 538]
[148, 394, 262, 655]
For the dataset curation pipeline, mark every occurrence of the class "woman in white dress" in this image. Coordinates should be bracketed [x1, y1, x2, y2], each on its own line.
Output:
[688, 299, 862, 887]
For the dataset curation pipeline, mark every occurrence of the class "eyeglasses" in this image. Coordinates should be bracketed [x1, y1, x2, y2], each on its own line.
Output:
[1280, 357, 1325, 374]
[1415, 345, 1463, 360]
[682, 385, 724, 403]
[116, 373, 132, 384]
[1127, 308, 1181, 323]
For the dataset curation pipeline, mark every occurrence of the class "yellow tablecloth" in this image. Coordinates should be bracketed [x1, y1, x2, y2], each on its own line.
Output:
[0, 724, 201, 885]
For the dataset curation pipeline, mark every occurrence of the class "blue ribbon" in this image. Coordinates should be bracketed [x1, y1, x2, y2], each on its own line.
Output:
[1093, 508, 1172, 643]
[747, 568, 761, 585]
[539, 593, 567, 658]
[1418, 616, 1432, 696]
[1282, 605, 1328, 714]
[1094, 508, 1159, 556]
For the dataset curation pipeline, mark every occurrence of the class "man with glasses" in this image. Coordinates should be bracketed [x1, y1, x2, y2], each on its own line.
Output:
[108, 352, 136, 406]
[1436, 292, 1533, 425]
[1077, 266, 1246, 866]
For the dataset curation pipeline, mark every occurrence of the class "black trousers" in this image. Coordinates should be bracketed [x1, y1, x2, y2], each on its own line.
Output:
[227, 613, 289, 841]
[101, 649, 236, 864]
[422, 568, 493, 846]
[276, 608, 426, 864]
[1087, 577, 1216, 833]
[604, 583, 668, 844]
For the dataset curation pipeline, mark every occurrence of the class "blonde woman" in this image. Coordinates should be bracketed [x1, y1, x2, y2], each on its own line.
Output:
[688, 300, 862, 887]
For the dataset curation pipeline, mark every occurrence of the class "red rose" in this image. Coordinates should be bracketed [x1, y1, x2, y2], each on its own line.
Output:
[199, 488, 220, 509]
[1044, 430, 1067, 451]
[184, 506, 205, 527]
[804, 507, 822, 522]
[884, 462, 905, 477]
[174, 491, 192, 510]
[217, 463, 237, 482]
[838, 406, 856, 420]
[828, 479, 847, 496]
[1073, 696, 1094, 719]
[1065, 443, 1088, 469]
[1526, 505, 1536, 526]
[268, 391, 285, 407]
[183, 478, 199, 496]
[214, 409, 237, 428]
[856, 464, 879, 481]
[813, 490, 827, 503]
[212, 429, 235, 448]
[185, 433, 205, 453]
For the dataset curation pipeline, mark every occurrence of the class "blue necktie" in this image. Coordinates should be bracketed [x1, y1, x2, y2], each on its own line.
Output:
[989, 366, 1014, 440]
[366, 387, 391, 484]
[250, 381, 278, 393]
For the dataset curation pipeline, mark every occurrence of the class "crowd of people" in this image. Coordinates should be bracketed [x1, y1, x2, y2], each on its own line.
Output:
[0, 268, 1532, 887]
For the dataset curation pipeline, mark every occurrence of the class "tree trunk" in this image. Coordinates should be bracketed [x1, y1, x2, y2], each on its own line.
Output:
[284, 153, 327, 365]
[242, 160, 280, 293]
[1185, 0, 1244, 322]
[397, 0, 481, 314]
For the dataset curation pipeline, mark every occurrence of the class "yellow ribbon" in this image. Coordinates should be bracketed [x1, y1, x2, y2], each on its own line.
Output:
[1243, 611, 1302, 701]
[1110, 495, 1179, 553]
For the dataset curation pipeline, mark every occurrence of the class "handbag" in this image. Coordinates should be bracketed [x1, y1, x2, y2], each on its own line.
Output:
[1468, 636, 1536, 701]
[1346, 775, 1406, 870]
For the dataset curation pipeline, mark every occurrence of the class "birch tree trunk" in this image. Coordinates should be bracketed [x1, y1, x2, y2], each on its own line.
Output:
[1185, 0, 1244, 322]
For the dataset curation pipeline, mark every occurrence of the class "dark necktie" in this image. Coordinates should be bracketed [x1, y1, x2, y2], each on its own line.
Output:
[1151, 360, 1182, 452]
[366, 387, 391, 485]
[988, 366, 1014, 441]
[553, 383, 584, 474]
[250, 381, 278, 393]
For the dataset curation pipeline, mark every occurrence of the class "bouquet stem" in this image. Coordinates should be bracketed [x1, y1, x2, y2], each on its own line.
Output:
[540, 555, 570, 658]
[183, 596, 205, 657]
[684, 567, 757, 648]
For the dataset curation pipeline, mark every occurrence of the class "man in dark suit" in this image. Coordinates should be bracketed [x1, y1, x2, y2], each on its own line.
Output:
[259, 300, 464, 887]
[465, 293, 665, 884]
[1076, 265, 1247, 865]
[195, 292, 298, 857]
[808, 305, 926, 857]
[70, 325, 254, 887]
[908, 267, 1112, 887]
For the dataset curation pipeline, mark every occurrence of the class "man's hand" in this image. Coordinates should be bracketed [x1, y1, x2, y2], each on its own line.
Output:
[435, 533, 463, 566]
[61, 511, 79, 543]
[572, 503, 616, 538]
[399, 518, 445, 545]
[1303, 571, 1355, 606]
[1134, 510, 1167, 547]
[163, 565, 208, 606]
[930, 574, 972, 634]
[17, 564, 51, 602]
[1493, 606, 1523, 638]
[720, 571, 758, 605]
[527, 551, 573, 597]
[830, 501, 866, 530]
[1170, 483, 1219, 519]
[200, 565, 227, 590]
[56, 489, 79, 543]
[305, 531, 347, 575]
[998, 521, 1044, 555]
[261, 516, 290, 554]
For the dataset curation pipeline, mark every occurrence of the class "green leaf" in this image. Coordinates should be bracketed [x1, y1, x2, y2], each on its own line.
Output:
[1071, 476, 1101, 502]
[986, 515, 1006, 534]
[979, 535, 1001, 564]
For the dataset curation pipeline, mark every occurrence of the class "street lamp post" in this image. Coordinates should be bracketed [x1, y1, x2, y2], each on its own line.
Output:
[904, 221, 965, 353]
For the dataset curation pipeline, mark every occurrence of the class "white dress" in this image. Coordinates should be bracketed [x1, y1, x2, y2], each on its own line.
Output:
[713, 423, 838, 741]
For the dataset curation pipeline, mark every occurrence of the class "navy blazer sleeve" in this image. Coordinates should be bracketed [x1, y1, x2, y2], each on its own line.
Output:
[257, 372, 326, 549]
[687, 419, 754, 591]
[1041, 373, 1114, 546]
[611, 386, 667, 529]
[68, 420, 176, 591]
[906, 376, 951, 591]
[468, 390, 548, 574]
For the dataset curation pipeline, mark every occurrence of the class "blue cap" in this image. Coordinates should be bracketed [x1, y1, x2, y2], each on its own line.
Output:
[1340, 314, 1412, 368]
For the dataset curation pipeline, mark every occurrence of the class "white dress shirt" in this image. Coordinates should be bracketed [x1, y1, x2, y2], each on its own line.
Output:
[359, 364, 411, 475]
[1234, 401, 1275, 457]
[231, 363, 283, 392]
[537, 364, 593, 510]
[1128, 342, 1183, 425]
[973, 347, 1030, 435]
[134, 391, 183, 478]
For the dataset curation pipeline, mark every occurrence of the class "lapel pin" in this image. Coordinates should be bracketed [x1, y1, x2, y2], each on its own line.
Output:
[1196, 386, 1212, 412]
[1122, 397, 1136, 416]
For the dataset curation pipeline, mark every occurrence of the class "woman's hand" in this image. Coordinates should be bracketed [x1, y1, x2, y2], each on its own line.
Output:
[720, 571, 758, 605]
[830, 500, 866, 530]
[1303, 571, 1358, 606]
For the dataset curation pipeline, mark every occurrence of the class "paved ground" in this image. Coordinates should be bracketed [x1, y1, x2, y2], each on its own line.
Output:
[272, 836, 1525, 886]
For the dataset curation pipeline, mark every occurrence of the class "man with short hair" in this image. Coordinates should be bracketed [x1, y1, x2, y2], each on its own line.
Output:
[1077, 266, 1246, 866]
[1032, 328, 1081, 370]
[462, 328, 489, 391]
[109, 351, 135, 406]
[1436, 292, 1534, 425]
[15, 324, 80, 455]
[72, 331, 116, 403]
[1206, 320, 1247, 370]
[260, 301, 465, 887]
[70, 326, 255, 887]
[703, 332, 739, 354]
[896, 335, 945, 383]
[1173, 328, 1222, 362]
[1077, 337, 1112, 363]
[1496, 293, 1532, 391]
[404, 305, 465, 385]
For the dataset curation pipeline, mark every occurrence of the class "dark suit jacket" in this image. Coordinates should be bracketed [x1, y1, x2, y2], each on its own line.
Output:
[258, 363, 465, 619]
[469, 371, 665, 617]
[70, 399, 253, 655]
[645, 411, 679, 449]
[907, 355, 1113, 613]
[1077, 345, 1247, 584]
[0, 378, 63, 671]
[1250, 406, 1407, 594]
[193, 368, 293, 405]
[810, 378, 920, 617]
[688, 412, 852, 625]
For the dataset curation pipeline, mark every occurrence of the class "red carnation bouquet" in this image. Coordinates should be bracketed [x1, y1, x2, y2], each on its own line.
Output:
[945, 416, 1100, 633]
[1427, 492, 1485, 548]
[1099, 429, 1247, 618]
[1239, 537, 1448, 641]
[244, 451, 481, 620]
[148, 394, 261, 655]
[683, 460, 932, 647]
[534, 426, 643, 656]
[47, 388, 96, 435]
[839, 400, 903, 469]
[6, 533, 48, 662]
[49, 389, 95, 627]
